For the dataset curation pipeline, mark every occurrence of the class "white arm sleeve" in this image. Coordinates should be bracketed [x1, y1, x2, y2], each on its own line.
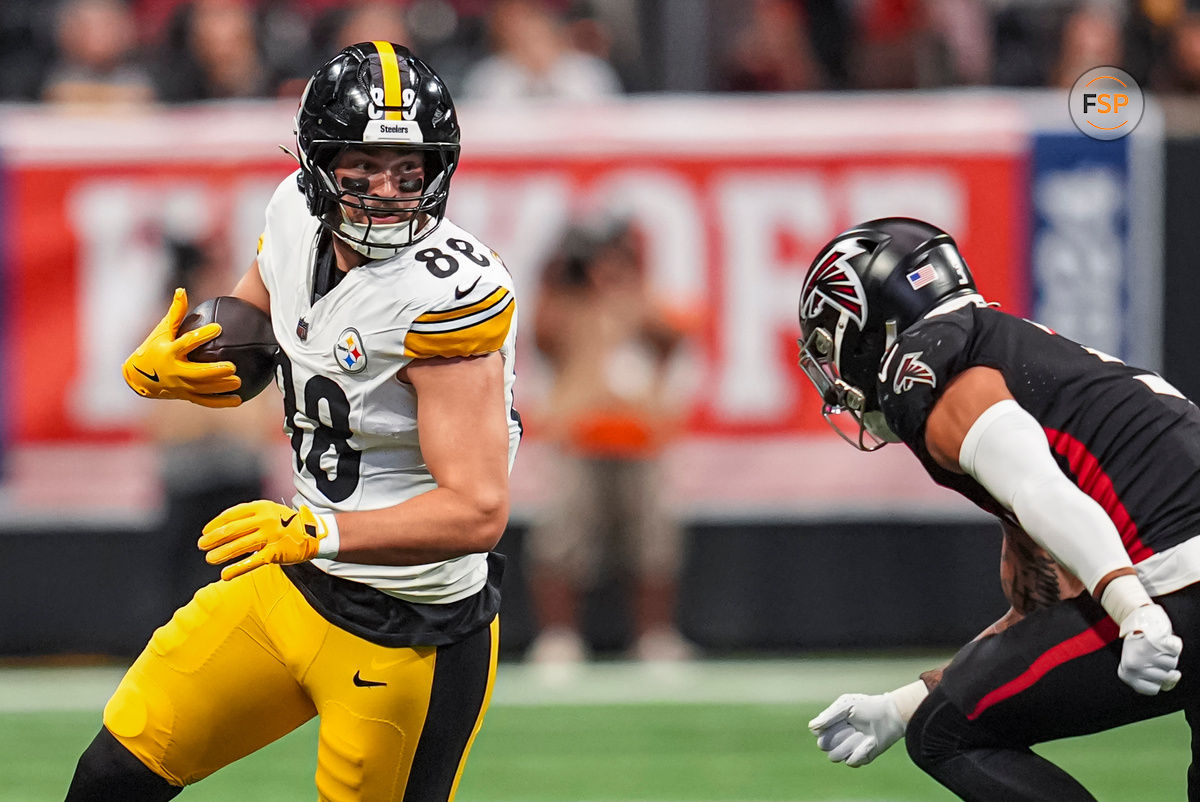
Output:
[958, 399, 1136, 595]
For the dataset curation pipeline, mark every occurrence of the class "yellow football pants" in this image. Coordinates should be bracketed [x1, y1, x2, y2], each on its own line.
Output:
[102, 564, 498, 801]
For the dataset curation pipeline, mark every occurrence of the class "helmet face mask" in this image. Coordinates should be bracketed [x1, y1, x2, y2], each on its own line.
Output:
[796, 217, 981, 451]
[309, 141, 458, 255]
[294, 42, 461, 258]
[797, 324, 891, 451]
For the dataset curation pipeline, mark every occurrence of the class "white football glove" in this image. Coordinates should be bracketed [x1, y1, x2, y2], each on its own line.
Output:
[808, 681, 927, 768]
[1117, 603, 1182, 696]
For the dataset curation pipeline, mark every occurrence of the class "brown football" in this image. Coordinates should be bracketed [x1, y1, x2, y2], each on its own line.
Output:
[180, 296, 279, 402]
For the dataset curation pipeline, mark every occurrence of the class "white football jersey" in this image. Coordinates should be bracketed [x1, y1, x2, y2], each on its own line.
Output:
[255, 172, 520, 603]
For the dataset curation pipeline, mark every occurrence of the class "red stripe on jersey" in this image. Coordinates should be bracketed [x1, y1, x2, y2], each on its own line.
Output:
[1043, 428, 1155, 563]
[966, 616, 1119, 720]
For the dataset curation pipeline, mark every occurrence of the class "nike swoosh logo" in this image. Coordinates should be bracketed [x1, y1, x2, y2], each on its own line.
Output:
[454, 277, 481, 300]
[353, 670, 387, 688]
[133, 365, 159, 382]
[280, 514, 296, 528]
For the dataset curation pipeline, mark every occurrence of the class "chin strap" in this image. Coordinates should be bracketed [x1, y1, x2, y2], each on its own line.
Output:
[278, 144, 302, 165]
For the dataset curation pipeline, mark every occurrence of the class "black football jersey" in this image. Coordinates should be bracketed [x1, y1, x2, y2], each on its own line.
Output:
[878, 305, 1200, 564]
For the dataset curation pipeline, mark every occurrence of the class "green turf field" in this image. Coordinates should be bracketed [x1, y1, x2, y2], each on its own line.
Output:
[0, 657, 1189, 800]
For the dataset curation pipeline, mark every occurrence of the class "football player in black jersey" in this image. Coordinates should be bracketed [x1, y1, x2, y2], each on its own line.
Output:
[798, 218, 1200, 800]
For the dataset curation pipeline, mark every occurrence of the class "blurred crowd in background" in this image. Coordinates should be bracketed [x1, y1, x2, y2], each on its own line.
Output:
[4, 0, 1200, 108]
[4, 0, 1199, 665]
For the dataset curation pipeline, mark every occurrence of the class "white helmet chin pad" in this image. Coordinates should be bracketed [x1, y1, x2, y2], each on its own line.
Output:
[335, 211, 431, 259]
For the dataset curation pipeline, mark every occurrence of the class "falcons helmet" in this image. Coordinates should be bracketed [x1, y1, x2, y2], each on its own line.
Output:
[797, 217, 980, 450]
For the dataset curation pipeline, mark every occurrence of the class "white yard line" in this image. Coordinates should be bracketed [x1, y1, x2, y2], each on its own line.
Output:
[0, 656, 950, 713]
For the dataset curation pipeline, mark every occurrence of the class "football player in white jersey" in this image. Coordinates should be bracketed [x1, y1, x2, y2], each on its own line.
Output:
[67, 42, 519, 802]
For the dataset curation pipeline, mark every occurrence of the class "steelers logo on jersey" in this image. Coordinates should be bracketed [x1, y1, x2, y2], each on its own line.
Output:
[335, 328, 368, 373]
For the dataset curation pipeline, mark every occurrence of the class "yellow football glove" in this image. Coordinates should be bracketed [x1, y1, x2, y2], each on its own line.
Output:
[122, 287, 242, 408]
[199, 500, 333, 581]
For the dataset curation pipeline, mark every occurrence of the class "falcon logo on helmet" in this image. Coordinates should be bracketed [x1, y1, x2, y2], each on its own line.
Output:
[799, 241, 870, 329]
[893, 351, 937, 393]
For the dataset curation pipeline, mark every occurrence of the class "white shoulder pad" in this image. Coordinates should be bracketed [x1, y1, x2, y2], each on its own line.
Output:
[401, 223, 516, 360]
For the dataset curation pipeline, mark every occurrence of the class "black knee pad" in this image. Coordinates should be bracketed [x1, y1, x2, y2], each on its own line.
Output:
[905, 684, 971, 772]
[64, 727, 181, 802]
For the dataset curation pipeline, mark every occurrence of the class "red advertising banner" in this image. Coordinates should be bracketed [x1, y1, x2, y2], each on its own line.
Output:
[0, 97, 1028, 517]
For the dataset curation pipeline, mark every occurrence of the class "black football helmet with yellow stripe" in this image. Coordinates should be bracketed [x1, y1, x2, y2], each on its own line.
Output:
[295, 41, 461, 257]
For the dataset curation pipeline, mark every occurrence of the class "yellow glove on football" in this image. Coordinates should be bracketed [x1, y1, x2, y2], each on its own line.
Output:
[199, 500, 332, 581]
[122, 287, 242, 408]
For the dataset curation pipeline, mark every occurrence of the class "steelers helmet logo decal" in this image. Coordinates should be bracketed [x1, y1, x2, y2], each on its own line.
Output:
[335, 328, 368, 373]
